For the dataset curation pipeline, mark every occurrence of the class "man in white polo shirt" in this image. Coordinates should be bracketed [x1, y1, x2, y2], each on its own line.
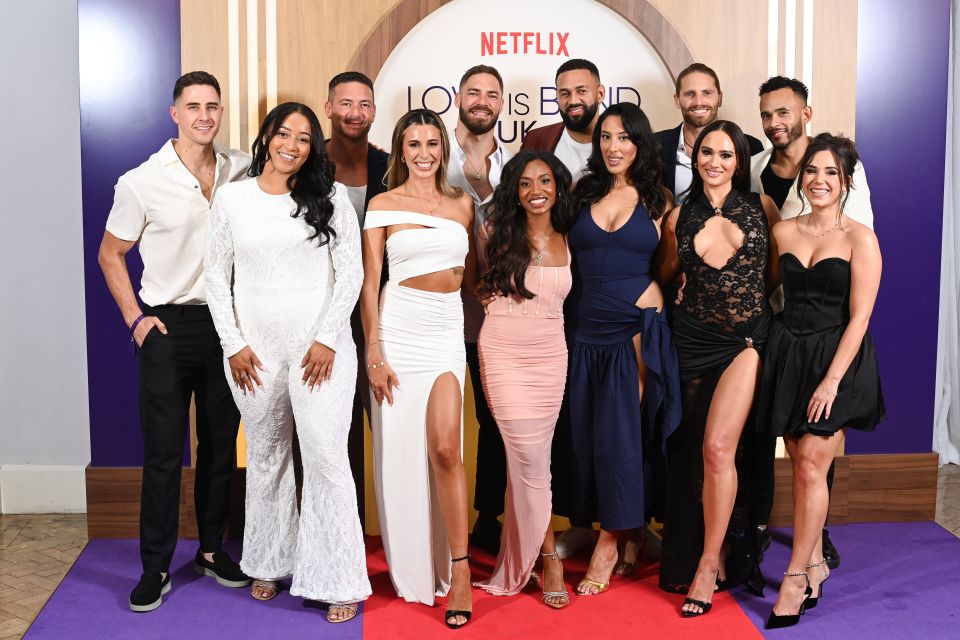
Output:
[98, 71, 251, 612]
[446, 64, 513, 555]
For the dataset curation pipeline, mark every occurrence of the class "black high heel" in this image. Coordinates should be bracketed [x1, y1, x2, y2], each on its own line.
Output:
[765, 571, 813, 629]
[444, 554, 472, 630]
[804, 559, 829, 610]
[681, 570, 718, 617]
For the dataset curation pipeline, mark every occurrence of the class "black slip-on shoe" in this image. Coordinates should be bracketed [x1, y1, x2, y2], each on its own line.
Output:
[194, 550, 252, 588]
[129, 572, 171, 612]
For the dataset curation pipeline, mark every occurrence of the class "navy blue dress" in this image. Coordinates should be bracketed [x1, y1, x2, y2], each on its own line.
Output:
[566, 205, 682, 531]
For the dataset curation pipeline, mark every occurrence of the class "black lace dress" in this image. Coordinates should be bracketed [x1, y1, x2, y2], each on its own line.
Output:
[659, 189, 771, 592]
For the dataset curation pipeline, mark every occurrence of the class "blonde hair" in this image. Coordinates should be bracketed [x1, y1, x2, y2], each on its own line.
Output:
[385, 109, 462, 198]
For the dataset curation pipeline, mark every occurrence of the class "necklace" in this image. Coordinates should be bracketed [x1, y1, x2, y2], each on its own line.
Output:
[530, 232, 553, 262]
[796, 215, 841, 238]
[403, 187, 442, 215]
[463, 154, 485, 182]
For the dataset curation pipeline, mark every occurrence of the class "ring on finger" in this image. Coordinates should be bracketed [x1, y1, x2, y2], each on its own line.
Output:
[239, 372, 247, 379]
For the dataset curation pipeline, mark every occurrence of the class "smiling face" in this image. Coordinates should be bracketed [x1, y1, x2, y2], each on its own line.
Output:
[759, 87, 811, 150]
[456, 72, 502, 135]
[266, 112, 312, 176]
[170, 83, 223, 145]
[696, 130, 738, 187]
[401, 124, 443, 178]
[557, 68, 604, 133]
[517, 159, 557, 218]
[599, 115, 637, 178]
[801, 149, 847, 208]
[325, 81, 375, 140]
[675, 71, 722, 128]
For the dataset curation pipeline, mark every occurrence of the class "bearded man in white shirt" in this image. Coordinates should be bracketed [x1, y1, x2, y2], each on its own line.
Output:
[446, 64, 513, 554]
[98, 71, 251, 613]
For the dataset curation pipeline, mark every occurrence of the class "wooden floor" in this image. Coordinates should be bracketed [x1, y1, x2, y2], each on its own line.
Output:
[1, 464, 959, 639]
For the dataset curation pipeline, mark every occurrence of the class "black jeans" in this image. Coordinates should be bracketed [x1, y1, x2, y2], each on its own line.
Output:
[466, 342, 505, 518]
[138, 304, 240, 573]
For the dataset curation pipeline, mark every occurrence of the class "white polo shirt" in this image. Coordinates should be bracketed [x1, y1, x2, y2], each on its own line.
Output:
[105, 140, 250, 307]
[447, 130, 513, 343]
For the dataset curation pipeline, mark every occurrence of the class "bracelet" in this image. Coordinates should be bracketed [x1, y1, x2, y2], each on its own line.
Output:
[365, 341, 380, 347]
[130, 313, 146, 335]
[367, 361, 385, 369]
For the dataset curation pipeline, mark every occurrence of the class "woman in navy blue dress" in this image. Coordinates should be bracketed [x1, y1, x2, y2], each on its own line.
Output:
[566, 102, 682, 595]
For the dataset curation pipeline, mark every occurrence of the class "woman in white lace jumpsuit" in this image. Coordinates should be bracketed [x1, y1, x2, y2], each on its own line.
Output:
[204, 103, 370, 622]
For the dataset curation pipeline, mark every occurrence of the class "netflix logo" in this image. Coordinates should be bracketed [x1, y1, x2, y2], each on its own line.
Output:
[480, 31, 570, 56]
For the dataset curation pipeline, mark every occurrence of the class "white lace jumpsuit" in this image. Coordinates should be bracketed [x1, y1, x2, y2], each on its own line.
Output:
[204, 179, 371, 603]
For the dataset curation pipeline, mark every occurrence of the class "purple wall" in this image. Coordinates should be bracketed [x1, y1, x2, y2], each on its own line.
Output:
[81, 0, 181, 466]
[80, 0, 950, 464]
[847, 0, 950, 455]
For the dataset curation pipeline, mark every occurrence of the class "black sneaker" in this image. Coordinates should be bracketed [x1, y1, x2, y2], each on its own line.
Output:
[469, 515, 502, 556]
[194, 550, 252, 587]
[822, 529, 840, 570]
[129, 572, 171, 612]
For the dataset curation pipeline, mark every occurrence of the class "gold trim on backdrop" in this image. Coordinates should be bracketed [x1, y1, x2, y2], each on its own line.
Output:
[265, 0, 278, 111]
[246, 0, 260, 145]
[228, 0, 241, 149]
[802, 0, 815, 113]
[768, 0, 779, 79]
[784, 0, 797, 77]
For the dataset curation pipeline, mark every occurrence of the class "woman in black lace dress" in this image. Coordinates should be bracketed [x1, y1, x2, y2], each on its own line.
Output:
[656, 120, 780, 615]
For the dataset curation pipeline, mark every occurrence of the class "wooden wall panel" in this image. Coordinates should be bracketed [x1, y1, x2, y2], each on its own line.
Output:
[646, 0, 770, 140]
[87, 453, 939, 537]
[276, 0, 400, 137]
[813, 0, 858, 138]
[180, 0, 231, 147]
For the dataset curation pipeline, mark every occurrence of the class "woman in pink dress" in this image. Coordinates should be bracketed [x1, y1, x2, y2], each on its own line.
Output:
[473, 151, 575, 608]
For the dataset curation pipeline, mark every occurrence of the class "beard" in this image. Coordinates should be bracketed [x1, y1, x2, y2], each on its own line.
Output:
[766, 120, 805, 150]
[459, 105, 498, 135]
[681, 104, 718, 128]
[559, 100, 599, 133]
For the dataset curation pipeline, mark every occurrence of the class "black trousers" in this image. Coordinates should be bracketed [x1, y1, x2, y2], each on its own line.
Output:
[138, 304, 241, 573]
[466, 342, 506, 517]
[348, 305, 369, 525]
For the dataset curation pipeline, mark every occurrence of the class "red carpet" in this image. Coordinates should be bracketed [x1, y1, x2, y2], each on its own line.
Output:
[361, 537, 763, 639]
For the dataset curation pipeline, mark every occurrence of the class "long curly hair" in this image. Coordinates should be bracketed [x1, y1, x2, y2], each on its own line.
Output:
[684, 119, 752, 204]
[479, 151, 574, 300]
[574, 102, 667, 219]
[248, 102, 337, 246]
[384, 109, 461, 197]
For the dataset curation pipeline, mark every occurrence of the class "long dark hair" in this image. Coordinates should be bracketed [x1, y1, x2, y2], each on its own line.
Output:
[248, 102, 336, 246]
[480, 151, 574, 300]
[574, 102, 666, 220]
[797, 132, 860, 223]
[685, 119, 752, 205]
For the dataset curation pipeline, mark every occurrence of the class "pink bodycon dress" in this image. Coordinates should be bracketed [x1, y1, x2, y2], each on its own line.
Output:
[475, 245, 572, 595]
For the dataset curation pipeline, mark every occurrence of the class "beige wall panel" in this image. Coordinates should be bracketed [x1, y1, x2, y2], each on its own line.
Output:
[647, 0, 770, 140]
[812, 0, 857, 138]
[181, 0, 232, 147]
[276, 0, 401, 137]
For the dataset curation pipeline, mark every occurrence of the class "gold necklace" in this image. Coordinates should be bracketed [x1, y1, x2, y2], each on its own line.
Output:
[796, 215, 841, 238]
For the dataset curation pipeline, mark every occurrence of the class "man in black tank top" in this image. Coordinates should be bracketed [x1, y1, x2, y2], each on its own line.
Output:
[760, 162, 795, 211]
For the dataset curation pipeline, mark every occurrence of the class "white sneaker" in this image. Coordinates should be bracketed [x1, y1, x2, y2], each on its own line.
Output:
[555, 526, 595, 560]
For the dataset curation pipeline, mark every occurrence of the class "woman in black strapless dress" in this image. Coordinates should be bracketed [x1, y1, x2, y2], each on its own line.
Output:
[757, 134, 884, 629]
